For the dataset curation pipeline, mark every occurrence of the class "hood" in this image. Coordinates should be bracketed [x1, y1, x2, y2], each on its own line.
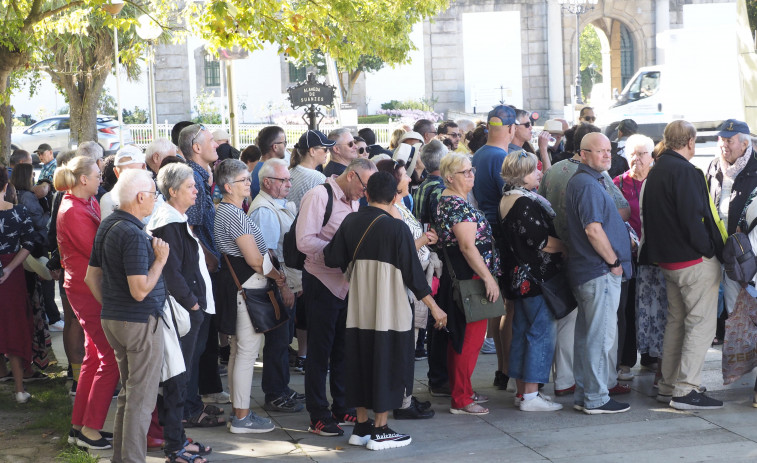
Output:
[146, 201, 187, 232]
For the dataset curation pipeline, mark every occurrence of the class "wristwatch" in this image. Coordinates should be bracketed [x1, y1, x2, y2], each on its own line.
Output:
[608, 258, 621, 268]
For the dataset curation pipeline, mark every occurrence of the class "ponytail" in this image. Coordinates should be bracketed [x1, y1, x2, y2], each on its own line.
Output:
[53, 155, 95, 191]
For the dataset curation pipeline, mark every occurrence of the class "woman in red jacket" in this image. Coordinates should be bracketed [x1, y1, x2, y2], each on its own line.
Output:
[55, 156, 119, 450]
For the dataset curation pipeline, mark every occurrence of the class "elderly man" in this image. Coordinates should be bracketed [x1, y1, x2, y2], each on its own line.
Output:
[323, 128, 358, 177]
[213, 129, 240, 162]
[297, 158, 377, 437]
[100, 146, 147, 220]
[145, 138, 176, 176]
[85, 168, 168, 463]
[706, 119, 757, 315]
[413, 119, 437, 144]
[36, 143, 56, 183]
[248, 159, 302, 413]
[644, 120, 726, 410]
[251, 126, 286, 199]
[565, 132, 633, 415]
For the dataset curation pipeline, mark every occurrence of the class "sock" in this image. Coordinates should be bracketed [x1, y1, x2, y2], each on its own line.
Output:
[71, 363, 82, 382]
[523, 391, 538, 401]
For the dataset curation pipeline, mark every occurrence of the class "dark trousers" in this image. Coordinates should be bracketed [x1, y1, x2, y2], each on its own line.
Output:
[620, 278, 638, 368]
[303, 270, 348, 420]
[159, 372, 187, 454]
[426, 293, 449, 389]
[615, 279, 635, 368]
[198, 314, 222, 395]
[184, 311, 211, 420]
[41, 278, 60, 324]
[262, 302, 293, 402]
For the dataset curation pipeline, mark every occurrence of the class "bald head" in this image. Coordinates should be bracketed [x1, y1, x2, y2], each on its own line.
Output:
[579, 133, 612, 172]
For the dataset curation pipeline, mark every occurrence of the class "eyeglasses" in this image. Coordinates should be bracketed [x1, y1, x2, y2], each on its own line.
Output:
[140, 190, 159, 199]
[190, 124, 206, 145]
[582, 116, 597, 122]
[272, 140, 287, 147]
[232, 177, 252, 184]
[357, 147, 366, 155]
[455, 167, 476, 177]
[266, 177, 291, 184]
[447, 133, 461, 138]
[515, 121, 532, 128]
[427, 131, 437, 135]
[354, 171, 367, 192]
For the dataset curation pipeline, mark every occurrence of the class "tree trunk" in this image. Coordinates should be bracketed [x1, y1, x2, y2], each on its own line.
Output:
[0, 46, 29, 166]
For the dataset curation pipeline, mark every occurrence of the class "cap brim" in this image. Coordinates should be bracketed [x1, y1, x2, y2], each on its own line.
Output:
[718, 130, 739, 138]
[322, 140, 336, 147]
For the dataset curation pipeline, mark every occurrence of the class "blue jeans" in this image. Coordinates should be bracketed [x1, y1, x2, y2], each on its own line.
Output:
[572, 273, 621, 409]
[508, 295, 556, 384]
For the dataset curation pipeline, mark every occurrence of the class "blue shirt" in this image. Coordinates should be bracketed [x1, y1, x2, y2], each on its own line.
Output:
[565, 163, 633, 286]
[185, 161, 218, 261]
[39, 159, 57, 183]
[249, 162, 264, 201]
[471, 144, 508, 225]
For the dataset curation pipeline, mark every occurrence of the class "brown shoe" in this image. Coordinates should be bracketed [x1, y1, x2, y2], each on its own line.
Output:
[608, 383, 631, 395]
[554, 385, 575, 396]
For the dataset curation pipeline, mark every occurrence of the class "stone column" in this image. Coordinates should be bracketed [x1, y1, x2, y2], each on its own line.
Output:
[547, 0, 566, 117]
[655, 0, 670, 64]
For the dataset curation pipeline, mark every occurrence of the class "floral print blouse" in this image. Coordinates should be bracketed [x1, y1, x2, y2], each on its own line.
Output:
[436, 194, 500, 276]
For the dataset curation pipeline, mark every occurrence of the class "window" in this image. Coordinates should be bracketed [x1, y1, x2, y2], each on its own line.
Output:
[204, 58, 221, 87]
[614, 71, 659, 107]
[288, 62, 307, 84]
[620, 25, 634, 89]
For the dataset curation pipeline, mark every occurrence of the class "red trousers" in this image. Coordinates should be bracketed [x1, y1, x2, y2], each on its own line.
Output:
[447, 319, 487, 409]
[67, 286, 120, 430]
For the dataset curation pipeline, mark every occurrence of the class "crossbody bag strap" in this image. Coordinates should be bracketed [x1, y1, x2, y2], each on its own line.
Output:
[441, 245, 459, 282]
[352, 214, 384, 262]
[222, 254, 246, 300]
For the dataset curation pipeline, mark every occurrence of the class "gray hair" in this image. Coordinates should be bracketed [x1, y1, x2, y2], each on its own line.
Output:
[157, 162, 194, 199]
[178, 124, 206, 160]
[115, 169, 154, 206]
[328, 127, 352, 152]
[76, 141, 104, 161]
[738, 132, 753, 145]
[258, 158, 288, 184]
[456, 119, 475, 133]
[625, 134, 655, 157]
[419, 139, 447, 173]
[215, 159, 247, 196]
[146, 137, 177, 159]
[344, 158, 376, 175]
[55, 149, 77, 167]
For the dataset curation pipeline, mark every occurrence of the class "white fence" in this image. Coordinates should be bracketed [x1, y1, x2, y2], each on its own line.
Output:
[128, 123, 398, 150]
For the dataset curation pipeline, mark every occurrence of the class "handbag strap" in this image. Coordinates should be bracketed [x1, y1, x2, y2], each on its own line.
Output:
[441, 245, 459, 283]
[223, 254, 247, 300]
[352, 214, 385, 263]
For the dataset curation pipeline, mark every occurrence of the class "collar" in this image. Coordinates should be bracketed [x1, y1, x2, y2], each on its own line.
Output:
[257, 190, 288, 207]
[64, 191, 97, 207]
[576, 162, 603, 179]
[44, 159, 57, 168]
[110, 209, 145, 229]
[188, 160, 210, 181]
[327, 175, 352, 205]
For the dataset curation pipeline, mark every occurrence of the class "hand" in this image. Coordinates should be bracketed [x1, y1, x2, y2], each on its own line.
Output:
[190, 303, 201, 311]
[610, 265, 623, 276]
[49, 269, 62, 280]
[152, 237, 170, 263]
[0, 266, 12, 285]
[430, 304, 447, 330]
[281, 285, 295, 309]
[425, 229, 438, 245]
[274, 272, 287, 288]
[484, 275, 500, 303]
[538, 131, 551, 151]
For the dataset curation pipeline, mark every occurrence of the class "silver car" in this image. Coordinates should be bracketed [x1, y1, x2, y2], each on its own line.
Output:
[12, 115, 134, 159]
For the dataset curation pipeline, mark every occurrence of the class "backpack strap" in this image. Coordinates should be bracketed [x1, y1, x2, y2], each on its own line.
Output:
[322, 183, 334, 227]
[748, 217, 757, 235]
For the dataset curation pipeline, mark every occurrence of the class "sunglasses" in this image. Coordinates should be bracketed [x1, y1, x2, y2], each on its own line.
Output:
[338, 141, 355, 148]
[583, 116, 597, 122]
[515, 121, 532, 128]
[190, 124, 206, 145]
[357, 147, 366, 154]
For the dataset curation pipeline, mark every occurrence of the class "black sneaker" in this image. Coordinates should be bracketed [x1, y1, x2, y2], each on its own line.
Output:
[393, 400, 435, 420]
[583, 398, 630, 415]
[68, 428, 80, 445]
[76, 433, 112, 450]
[414, 348, 427, 361]
[348, 419, 374, 446]
[429, 384, 451, 397]
[293, 357, 306, 374]
[670, 390, 724, 410]
[333, 409, 358, 427]
[69, 380, 77, 397]
[308, 418, 344, 437]
[411, 396, 431, 411]
[493, 371, 509, 390]
[286, 389, 306, 403]
[263, 395, 304, 413]
[366, 425, 412, 450]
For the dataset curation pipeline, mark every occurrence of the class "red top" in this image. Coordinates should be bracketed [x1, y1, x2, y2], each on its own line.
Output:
[57, 193, 101, 291]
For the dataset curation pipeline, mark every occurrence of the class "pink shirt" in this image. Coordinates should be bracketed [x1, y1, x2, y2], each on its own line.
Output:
[296, 176, 358, 299]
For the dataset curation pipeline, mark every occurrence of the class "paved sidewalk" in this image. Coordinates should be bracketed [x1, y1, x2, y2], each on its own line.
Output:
[51, 333, 757, 463]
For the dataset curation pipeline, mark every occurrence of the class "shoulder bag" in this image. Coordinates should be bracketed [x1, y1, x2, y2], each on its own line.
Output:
[223, 253, 289, 333]
[344, 213, 384, 281]
[441, 245, 505, 323]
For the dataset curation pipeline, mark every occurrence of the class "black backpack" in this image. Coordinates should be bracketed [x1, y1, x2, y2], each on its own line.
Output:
[723, 218, 757, 285]
[283, 183, 333, 270]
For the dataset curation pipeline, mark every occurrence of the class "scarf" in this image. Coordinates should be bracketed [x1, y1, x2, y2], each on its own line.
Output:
[721, 144, 752, 180]
[502, 184, 556, 218]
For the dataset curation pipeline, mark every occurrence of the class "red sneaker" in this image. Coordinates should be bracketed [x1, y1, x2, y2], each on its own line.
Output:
[554, 385, 575, 396]
[608, 383, 631, 395]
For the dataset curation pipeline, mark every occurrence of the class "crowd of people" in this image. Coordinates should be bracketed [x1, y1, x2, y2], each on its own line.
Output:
[0, 106, 752, 459]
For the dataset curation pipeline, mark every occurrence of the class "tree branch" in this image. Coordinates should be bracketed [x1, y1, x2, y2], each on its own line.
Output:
[25, 0, 87, 30]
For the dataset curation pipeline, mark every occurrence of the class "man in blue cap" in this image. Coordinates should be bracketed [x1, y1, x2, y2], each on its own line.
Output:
[705, 118, 756, 315]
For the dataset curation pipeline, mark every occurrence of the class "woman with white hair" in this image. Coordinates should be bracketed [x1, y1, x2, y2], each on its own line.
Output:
[613, 134, 665, 383]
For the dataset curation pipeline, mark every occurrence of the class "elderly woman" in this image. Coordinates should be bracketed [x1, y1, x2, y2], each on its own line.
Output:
[499, 151, 564, 412]
[0, 167, 36, 403]
[147, 162, 215, 461]
[55, 156, 119, 449]
[436, 153, 501, 415]
[214, 159, 289, 434]
[613, 134, 665, 382]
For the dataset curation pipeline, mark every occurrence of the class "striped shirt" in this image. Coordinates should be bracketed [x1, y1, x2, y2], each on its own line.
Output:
[288, 165, 326, 209]
[214, 202, 267, 258]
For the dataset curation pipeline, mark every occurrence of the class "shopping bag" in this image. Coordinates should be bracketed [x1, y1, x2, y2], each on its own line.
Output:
[722, 288, 757, 385]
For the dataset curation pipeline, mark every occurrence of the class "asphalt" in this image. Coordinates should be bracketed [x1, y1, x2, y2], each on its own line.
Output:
[47, 331, 757, 463]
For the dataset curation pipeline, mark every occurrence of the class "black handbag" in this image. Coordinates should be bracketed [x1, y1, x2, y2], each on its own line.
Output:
[223, 254, 289, 333]
[513, 255, 576, 320]
[441, 246, 506, 323]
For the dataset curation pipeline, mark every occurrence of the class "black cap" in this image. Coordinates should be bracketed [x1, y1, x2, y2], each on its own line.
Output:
[297, 130, 336, 149]
[35, 143, 52, 153]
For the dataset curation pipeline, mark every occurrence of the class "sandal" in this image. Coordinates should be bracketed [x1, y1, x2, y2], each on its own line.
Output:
[471, 392, 489, 404]
[166, 449, 207, 463]
[182, 439, 212, 456]
[184, 412, 225, 428]
[450, 402, 489, 415]
[202, 404, 224, 416]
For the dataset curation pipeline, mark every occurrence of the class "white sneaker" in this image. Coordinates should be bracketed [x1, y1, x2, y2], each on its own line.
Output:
[202, 391, 231, 404]
[513, 395, 522, 408]
[15, 391, 31, 404]
[617, 367, 634, 381]
[520, 393, 563, 412]
[48, 320, 65, 331]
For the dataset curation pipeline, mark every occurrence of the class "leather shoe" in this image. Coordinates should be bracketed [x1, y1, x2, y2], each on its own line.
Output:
[554, 385, 575, 397]
[393, 401, 435, 419]
[147, 436, 164, 450]
[412, 396, 432, 411]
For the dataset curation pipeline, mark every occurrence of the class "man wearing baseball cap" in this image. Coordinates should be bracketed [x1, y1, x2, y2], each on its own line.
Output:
[100, 146, 155, 221]
[705, 119, 757, 316]
[36, 144, 57, 183]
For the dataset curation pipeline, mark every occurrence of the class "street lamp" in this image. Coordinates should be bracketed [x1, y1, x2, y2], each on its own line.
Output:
[103, 0, 125, 149]
[557, 0, 598, 106]
[136, 14, 162, 143]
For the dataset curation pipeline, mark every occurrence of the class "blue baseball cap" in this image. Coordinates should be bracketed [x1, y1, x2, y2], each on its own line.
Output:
[718, 119, 750, 138]
[297, 130, 336, 149]
[487, 105, 516, 126]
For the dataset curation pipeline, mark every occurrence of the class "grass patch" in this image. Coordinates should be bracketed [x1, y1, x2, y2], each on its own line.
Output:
[56, 446, 102, 463]
[0, 374, 72, 439]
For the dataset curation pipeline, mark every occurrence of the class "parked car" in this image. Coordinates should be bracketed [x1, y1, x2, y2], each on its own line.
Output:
[12, 115, 134, 162]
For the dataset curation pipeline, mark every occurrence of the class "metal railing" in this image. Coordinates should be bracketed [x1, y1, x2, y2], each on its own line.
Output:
[127, 123, 398, 150]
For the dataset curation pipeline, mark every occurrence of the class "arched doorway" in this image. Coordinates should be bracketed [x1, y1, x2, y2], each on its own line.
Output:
[619, 24, 635, 89]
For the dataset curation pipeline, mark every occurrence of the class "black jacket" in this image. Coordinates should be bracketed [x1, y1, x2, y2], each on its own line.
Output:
[641, 149, 725, 264]
[151, 222, 207, 312]
[705, 149, 757, 235]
